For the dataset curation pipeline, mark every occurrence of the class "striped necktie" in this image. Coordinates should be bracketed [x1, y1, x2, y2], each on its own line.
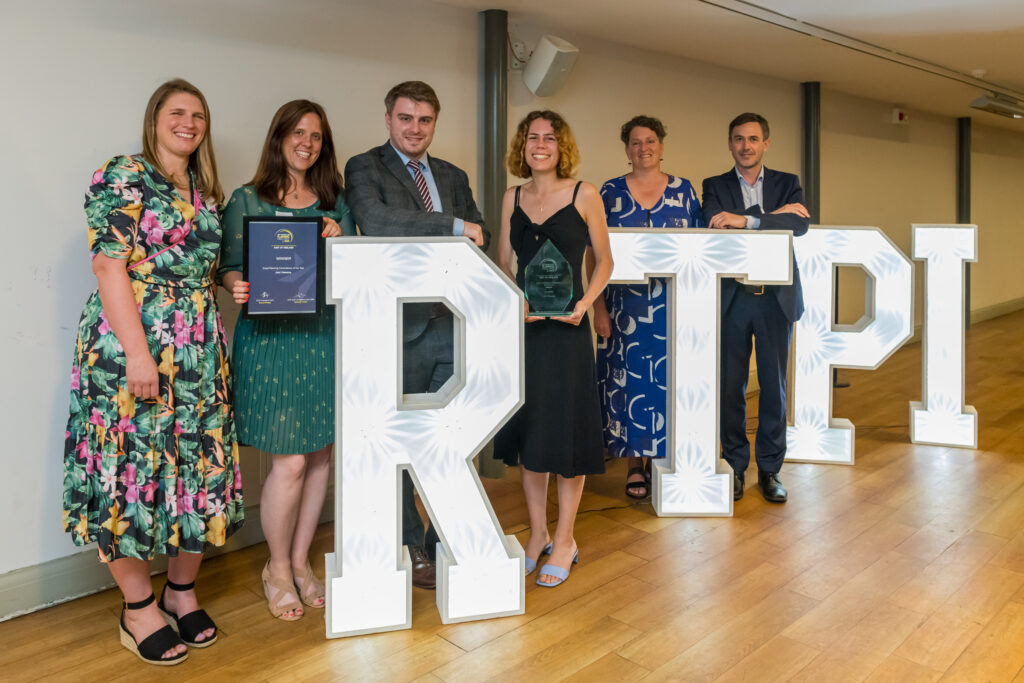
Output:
[407, 159, 434, 212]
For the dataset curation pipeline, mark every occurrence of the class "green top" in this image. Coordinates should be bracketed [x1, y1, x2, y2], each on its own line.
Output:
[218, 184, 356, 279]
[218, 184, 355, 455]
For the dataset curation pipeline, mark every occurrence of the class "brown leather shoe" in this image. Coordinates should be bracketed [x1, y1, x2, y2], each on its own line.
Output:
[408, 545, 436, 590]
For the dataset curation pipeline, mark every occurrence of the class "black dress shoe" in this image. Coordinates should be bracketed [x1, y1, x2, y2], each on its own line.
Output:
[758, 472, 787, 503]
[408, 545, 436, 590]
[733, 470, 745, 501]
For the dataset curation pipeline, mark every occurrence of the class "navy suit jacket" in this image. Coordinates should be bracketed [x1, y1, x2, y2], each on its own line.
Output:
[701, 167, 808, 322]
[345, 141, 488, 340]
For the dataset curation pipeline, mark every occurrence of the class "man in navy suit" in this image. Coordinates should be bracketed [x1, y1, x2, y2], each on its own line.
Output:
[702, 113, 809, 503]
[345, 81, 488, 588]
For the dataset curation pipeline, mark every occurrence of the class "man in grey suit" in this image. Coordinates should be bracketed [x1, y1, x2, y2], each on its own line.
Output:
[345, 81, 489, 590]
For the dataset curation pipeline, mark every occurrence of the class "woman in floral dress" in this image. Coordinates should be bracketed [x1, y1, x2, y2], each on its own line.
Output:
[62, 79, 243, 665]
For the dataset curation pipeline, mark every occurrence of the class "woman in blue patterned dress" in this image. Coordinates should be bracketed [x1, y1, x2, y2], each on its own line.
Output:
[589, 115, 702, 499]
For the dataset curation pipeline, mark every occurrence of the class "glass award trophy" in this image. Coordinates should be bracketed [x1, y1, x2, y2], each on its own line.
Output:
[524, 238, 572, 317]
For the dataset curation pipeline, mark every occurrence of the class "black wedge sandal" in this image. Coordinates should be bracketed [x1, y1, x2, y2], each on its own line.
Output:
[119, 594, 188, 666]
[157, 579, 219, 648]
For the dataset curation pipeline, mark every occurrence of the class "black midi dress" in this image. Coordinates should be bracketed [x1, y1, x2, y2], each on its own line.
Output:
[494, 182, 605, 478]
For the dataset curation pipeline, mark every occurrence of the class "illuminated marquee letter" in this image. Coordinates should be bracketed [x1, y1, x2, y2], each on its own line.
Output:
[787, 227, 913, 464]
[608, 229, 792, 515]
[910, 224, 978, 448]
[324, 238, 525, 638]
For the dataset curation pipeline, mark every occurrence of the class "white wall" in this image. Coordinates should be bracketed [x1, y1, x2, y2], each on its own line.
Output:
[0, 1, 808, 581]
[0, 0, 481, 577]
[504, 22, 801, 199]
[973, 123, 1024, 311]
[821, 91, 1024, 326]
[3, 0, 1022, 590]
[820, 91, 958, 326]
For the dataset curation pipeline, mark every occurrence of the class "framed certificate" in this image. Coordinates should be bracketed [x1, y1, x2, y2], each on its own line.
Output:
[242, 216, 324, 317]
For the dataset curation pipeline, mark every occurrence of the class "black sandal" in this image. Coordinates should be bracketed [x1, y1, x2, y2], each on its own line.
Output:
[625, 466, 649, 499]
[158, 579, 218, 648]
[119, 594, 188, 666]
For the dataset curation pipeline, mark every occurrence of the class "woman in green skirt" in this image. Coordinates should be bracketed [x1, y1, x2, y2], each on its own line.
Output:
[219, 100, 354, 621]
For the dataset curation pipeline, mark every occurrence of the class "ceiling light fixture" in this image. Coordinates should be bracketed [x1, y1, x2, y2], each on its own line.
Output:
[970, 93, 1024, 119]
[699, 0, 1024, 120]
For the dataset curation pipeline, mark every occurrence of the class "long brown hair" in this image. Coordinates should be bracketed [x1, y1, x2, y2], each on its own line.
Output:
[249, 100, 342, 209]
[506, 110, 580, 180]
[141, 78, 223, 205]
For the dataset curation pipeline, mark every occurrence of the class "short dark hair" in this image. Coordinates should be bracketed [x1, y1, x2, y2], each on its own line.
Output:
[728, 112, 769, 139]
[385, 81, 441, 115]
[620, 115, 666, 144]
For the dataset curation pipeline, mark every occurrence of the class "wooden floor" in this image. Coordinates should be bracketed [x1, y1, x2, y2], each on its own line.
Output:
[6, 310, 1024, 682]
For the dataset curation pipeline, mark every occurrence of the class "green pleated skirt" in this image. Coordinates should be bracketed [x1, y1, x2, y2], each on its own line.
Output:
[230, 309, 335, 454]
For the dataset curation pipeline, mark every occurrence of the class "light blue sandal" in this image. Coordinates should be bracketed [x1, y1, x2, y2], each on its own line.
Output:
[536, 549, 579, 587]
[524, 543, 553, 576]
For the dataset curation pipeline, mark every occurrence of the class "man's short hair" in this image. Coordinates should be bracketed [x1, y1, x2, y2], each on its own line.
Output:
[728, 112, 769, 139]
[385, 81, 441, 115]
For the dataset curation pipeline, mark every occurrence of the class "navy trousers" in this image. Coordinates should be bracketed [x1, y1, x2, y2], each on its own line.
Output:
[720, 288, 792, 475]
[400, 315, 453, 559]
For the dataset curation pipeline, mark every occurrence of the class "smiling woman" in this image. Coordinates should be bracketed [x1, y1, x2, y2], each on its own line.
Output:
[495, 110, 612, 589]
[589, 114, 703, 501]
[61, 78, 240, 665]
[216, 99, 355, 623]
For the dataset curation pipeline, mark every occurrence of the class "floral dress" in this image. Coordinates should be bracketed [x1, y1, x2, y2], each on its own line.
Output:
[62, 155, 244, 562]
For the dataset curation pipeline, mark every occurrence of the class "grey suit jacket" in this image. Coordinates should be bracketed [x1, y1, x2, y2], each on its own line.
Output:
[344, 141, 489, 341]
[345, 141, 487, 241]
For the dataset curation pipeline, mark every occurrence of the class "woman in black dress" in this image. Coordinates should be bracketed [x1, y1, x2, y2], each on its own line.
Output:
[495, 111, 613, 587]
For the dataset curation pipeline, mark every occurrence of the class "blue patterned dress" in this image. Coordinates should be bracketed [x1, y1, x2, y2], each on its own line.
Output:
[597, 174, 702, 459]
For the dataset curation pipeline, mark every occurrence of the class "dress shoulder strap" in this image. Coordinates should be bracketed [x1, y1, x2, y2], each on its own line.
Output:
[571, 181, 582, 203]
[514, 184, 521, 208]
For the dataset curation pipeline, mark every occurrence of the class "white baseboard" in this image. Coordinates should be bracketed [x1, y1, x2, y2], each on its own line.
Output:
[0, 501, 331, 622]
[970, 297, 1024, 326]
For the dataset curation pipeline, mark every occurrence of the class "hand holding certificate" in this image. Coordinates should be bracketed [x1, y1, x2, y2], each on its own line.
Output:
[242, 216, 325, 317]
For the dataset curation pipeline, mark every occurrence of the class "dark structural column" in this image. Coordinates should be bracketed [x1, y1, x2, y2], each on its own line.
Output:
[957, 116, 971, 329]
[478, 9, 508, 478]
[802, 81, 845, 387]
[480, 9, 508, 261]
[801, 81, 821, 223]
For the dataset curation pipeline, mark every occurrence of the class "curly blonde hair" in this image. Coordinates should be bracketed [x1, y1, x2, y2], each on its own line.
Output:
[506, 110, 580, 179]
